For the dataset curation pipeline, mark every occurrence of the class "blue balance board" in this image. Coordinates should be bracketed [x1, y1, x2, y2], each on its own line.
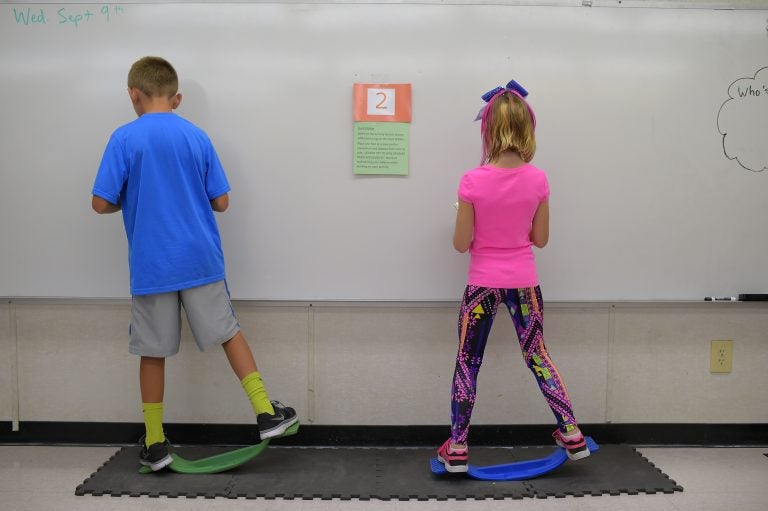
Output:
[430, 436, 599, 481]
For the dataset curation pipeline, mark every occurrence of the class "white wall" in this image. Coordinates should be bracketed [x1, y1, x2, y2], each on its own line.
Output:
[4, 300, 766, 427]
[3, 4, 768, 301]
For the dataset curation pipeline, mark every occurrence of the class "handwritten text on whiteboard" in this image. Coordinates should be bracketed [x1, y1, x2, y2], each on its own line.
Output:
[12, 5, 125, 29]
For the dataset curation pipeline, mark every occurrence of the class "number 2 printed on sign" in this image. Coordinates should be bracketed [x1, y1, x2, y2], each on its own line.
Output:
[353, 83, 411, 123]
[367, 88, 396, 116]
[375, 92, 388, 109]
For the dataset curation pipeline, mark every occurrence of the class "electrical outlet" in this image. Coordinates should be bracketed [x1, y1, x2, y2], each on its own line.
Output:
[710, 340, 733, 373]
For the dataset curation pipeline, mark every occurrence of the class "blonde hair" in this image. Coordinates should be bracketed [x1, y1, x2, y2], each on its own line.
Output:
[481, 92, 536, 164]
[127, 56, 178, 98]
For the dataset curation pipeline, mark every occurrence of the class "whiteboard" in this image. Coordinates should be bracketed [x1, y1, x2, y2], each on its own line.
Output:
[1, 2, 767, 300]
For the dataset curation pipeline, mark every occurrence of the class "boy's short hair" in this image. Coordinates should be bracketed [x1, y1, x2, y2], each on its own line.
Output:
[127, 56, 178, 98]
[482, 92, 536, 163]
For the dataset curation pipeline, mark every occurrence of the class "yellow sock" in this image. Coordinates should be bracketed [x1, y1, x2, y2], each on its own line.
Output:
[142, 402, 165, 447]
[241, 371, 275, 416]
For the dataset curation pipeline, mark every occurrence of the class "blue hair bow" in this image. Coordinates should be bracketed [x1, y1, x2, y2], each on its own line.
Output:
[481, 80, 529, 103]
[475, 80, 532, 122]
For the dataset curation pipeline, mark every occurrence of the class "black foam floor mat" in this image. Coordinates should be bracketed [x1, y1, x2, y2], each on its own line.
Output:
[76, 444, 682, 500]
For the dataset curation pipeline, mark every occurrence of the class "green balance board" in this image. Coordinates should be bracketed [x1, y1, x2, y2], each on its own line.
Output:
[139, 421, 299, 474]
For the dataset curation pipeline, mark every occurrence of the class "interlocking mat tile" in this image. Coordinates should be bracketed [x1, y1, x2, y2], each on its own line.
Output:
[76, 444, 681, 500]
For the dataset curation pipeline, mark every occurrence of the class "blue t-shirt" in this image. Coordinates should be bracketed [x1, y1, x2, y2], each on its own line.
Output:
[93, 113, 230, 295]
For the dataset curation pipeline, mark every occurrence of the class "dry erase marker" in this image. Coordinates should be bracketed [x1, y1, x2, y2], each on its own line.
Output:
[704, 296, 738, 301]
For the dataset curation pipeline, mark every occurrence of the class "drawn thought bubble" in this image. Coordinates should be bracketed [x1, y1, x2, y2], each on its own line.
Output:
[717, 66, 768, 172]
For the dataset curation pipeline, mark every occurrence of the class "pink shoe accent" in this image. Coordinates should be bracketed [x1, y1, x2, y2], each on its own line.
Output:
[553, 429, 591, 461]
[437, 439, 469, 473]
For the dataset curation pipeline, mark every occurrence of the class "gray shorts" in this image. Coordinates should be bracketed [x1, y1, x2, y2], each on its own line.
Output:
[129, 280, 240, 357]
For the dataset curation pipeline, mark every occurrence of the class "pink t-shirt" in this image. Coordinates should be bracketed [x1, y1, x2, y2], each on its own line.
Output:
[458, 163, 550, 289]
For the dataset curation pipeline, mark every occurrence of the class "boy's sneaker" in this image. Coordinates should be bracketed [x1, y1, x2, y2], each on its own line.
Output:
[553, 429, 591, 461]
[257, 400, 298, 440]
[436, 438, 469, 473]
[138, 436, 173, 472]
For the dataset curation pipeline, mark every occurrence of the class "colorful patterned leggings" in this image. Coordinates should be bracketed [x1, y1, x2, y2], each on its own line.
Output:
[450, 285, 578, 445]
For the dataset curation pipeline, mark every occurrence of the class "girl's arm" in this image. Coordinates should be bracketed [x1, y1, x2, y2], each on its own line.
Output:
[530, 200, 549, 248]
[453, 199, 474, 253]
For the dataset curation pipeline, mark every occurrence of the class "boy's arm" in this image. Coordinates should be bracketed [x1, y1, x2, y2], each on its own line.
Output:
[210, 193, 229, 212]
[92, 195, 121, 214]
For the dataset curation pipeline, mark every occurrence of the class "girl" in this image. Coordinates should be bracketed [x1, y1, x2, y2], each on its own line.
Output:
[436, 81, 589, 473]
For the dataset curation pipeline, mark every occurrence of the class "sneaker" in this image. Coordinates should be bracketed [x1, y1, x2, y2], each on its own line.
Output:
[138, 436, 173, 472]
[257, 400, 298, 440]
[436, 438, 469, 473]
[553, 429, 590, 461]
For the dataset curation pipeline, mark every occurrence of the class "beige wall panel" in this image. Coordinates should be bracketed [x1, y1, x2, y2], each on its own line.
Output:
[16, 304, 137, 422]
[16, 303, 309, 424]
[313, 306, 458, 425]
[11, 301, 768, 426]
[0, 302, 12, 421]
[312, 305, 609, 426]
[610, 305, 768, 423]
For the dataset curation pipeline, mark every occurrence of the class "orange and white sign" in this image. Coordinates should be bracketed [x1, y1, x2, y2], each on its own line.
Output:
[353, 83, 412, 122]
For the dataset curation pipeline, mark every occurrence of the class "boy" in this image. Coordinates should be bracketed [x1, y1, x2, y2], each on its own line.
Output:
[92, 56, 297, 472]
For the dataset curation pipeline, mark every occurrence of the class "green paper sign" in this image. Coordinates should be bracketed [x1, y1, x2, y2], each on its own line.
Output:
[353, 122, 410, 175]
